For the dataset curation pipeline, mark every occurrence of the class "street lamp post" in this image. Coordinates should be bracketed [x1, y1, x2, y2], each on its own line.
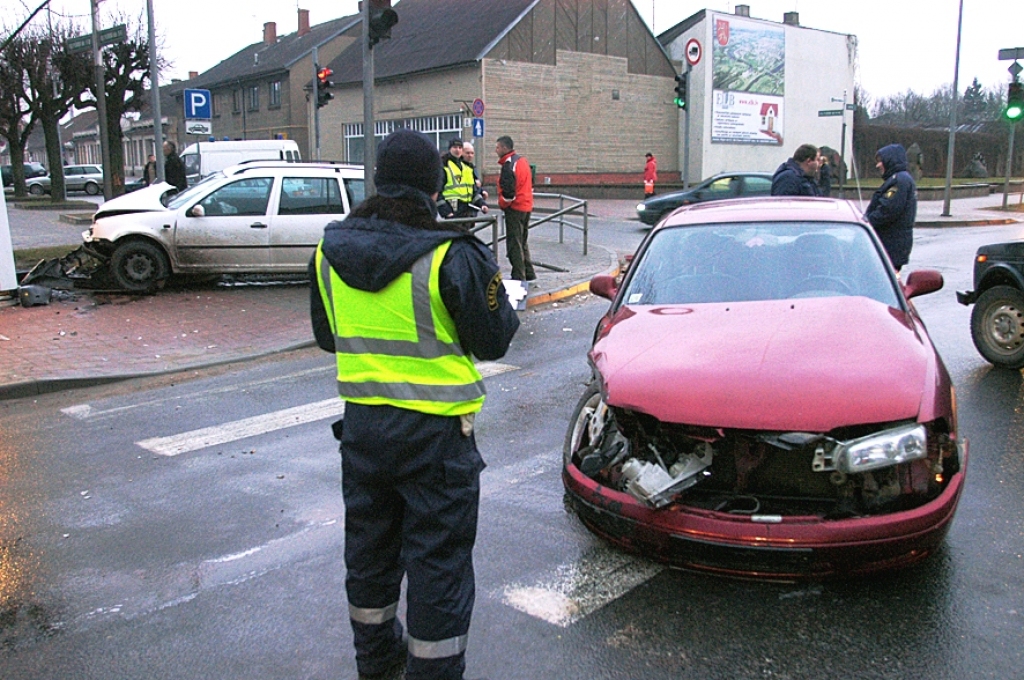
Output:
[941, 0, 965, 217]
[90, 0, 112, 199]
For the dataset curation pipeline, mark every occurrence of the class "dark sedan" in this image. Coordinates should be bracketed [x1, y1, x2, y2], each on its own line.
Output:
[636, 171, 773, 225]
[564, 197, 965, 579]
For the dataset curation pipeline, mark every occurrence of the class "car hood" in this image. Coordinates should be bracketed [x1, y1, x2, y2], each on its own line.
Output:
[591, 297, 934, 431]
[94, 182, 174, 219]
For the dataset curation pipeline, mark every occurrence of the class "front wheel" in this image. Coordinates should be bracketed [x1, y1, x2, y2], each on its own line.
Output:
[110, 240, 170, 293]
[970, 285, 1024, 369]
[28, 184, 44, 195]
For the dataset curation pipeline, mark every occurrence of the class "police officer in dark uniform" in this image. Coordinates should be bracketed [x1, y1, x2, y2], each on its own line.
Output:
[310, 128, 519, 680]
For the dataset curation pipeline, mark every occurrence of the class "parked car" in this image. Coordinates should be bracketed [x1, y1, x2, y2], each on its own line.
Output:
[635, 172, 773, 225]
[26, 164, 104, 195]
[80, 161, 365, 292]
[564, 197, 965, 579]
[1, 162, 47, 188]
[956, 241, 1024, 368]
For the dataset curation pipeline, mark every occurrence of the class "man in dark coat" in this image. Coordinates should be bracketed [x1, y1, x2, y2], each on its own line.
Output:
[771, 143, 821, 196]
[865, 143, 917, 272]
[310, 128, 519, 680]
[162, 141, 187, 192]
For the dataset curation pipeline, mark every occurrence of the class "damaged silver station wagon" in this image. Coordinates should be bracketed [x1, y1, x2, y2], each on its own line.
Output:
[80, 161, 365, 292]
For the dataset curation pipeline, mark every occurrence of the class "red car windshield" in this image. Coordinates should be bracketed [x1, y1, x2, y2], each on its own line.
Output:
[621, 222, 900, 307]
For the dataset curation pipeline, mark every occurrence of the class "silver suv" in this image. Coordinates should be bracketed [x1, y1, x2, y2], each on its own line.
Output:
[82, 161, 365, 292]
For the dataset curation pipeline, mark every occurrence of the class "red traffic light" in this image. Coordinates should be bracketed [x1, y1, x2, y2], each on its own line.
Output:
[317, 67, 333, 83]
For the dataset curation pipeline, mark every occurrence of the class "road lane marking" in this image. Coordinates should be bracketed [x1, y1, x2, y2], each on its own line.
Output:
[134, 362, 518, 456]
[501, 550, 665, 627]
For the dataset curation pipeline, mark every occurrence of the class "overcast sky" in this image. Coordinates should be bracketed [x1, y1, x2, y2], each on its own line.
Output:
[6, 0, 1024, 105]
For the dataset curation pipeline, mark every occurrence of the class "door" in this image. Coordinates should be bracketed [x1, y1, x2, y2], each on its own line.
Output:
[269, 176, 348, 269]
[173, 176, 274, 272]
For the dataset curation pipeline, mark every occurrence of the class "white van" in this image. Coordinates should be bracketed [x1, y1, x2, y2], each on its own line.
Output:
[180, 139, 301, 185]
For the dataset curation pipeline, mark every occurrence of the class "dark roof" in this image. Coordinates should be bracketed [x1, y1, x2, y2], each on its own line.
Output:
[185, 14, 361, 89]
[328, 0, 538, 85]
[656, 9, 705, 46]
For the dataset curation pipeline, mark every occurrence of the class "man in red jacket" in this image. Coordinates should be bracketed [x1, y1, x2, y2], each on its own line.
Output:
[496, 135, 535, 281]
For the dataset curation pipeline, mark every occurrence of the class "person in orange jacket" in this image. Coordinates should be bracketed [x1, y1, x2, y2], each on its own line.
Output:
[496, 135, 535, 281]
[643, 152, 657, 198]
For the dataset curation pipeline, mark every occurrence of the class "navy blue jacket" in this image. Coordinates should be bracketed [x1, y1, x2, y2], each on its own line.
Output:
[771, 159, 820, 197]
[310, 213, 519, 362]
[865, 144, 917, 270]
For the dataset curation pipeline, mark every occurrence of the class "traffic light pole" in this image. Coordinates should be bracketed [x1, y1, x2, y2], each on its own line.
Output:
[362, 1, 376, 195]
[683, 64, 691, 190]
[91, 0, 113, 199]
[1003, 122, 1016, 210]
[312, 46, 321, 161]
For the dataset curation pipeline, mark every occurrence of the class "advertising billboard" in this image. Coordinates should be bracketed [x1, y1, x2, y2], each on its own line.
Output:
[711, 15, 785, 145]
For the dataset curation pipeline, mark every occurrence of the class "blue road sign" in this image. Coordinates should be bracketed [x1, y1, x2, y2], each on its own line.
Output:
[472, 118, 485, 138]
[184, 89, 213, 120]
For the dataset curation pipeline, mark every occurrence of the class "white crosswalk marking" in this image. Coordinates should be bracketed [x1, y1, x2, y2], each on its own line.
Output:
[501, 551, 665, 627]
[133, 361, 518, 456]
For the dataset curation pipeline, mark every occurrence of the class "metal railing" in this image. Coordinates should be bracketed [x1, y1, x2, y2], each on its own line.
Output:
[447, 193, 589, 266]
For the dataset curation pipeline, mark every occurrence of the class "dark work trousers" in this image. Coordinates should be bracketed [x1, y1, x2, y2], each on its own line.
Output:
[339, 402, 484, 680]
[503, 208, 535, 281]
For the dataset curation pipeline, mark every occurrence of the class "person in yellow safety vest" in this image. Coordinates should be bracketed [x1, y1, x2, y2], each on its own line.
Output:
[309, 128, 520, 680]
[438, 137, 480, 219]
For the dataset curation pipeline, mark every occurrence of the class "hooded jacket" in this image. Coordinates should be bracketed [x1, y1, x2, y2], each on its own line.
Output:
[865, 144, 917, 270]
[310, 213, 519, 362]
[771, 158, 820, 197]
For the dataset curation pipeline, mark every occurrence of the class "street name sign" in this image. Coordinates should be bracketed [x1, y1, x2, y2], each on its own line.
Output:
[818, 109, 843, 117]
[67, 25, 127, 54]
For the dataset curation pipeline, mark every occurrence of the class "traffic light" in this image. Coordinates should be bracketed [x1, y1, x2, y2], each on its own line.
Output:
[674, 71, 688, 110]
[367, 0, 398, 48]
[316, 66, 334, 108]
[1007, 81, 1024, 122]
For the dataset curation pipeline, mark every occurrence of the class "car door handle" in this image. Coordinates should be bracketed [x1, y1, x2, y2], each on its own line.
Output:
[250, 222, 268, 229]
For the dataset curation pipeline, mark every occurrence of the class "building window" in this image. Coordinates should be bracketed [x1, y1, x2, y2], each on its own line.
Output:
[269, 81, 282, 108]
[247, 84, 259, 112]
[211, 93, 219, 117]
[343, 114, 463, 164]
[233, 89, 242, 113]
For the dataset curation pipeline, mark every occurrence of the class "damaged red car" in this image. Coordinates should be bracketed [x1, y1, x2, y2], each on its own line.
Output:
[563, 197, 967, 579]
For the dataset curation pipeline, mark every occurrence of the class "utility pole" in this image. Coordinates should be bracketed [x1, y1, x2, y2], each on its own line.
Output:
[91, 0, 112, 199]
[147, 0, 165, 182]
[941, 0, 965, 217]
[362, 1, 375, 195]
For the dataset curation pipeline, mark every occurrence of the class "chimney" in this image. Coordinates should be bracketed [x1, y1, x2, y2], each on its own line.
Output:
[298, 9, 311, 36]
[735, 5, 750, 17]
[263, 21, 277, 46]
[783, 12, 800, 26]
[189, 71, 198, 79]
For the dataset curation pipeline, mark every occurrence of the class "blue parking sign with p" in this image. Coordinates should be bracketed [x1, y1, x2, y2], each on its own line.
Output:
[184, 89, 212, 119]
[472, 118, 484, 138]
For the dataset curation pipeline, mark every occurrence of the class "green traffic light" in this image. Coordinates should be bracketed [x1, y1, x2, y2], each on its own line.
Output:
[1008, 104, 1023, 121]
[674, 98, 686, 109]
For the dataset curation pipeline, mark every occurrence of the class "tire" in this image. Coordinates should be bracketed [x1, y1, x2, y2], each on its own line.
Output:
[84, 182, 100, 195]
[110, 240, 170, 293]
[970, 285, 1024, 369]
[28, 183, 44, 195]
[563, 385, 606, 468]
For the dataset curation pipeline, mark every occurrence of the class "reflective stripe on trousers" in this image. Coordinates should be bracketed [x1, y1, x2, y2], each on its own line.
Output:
[408, 633, 469, 659]
[349, 601, 399, 626]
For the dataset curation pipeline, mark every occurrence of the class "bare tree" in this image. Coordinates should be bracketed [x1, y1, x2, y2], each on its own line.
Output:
[0, 33, 37, 197]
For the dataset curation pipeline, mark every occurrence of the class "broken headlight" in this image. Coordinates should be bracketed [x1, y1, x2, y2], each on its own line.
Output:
[835, 423, 927, 473]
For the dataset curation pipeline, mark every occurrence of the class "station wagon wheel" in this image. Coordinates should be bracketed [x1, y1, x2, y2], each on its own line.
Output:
[29, 183, 44, 195]
[84, 182, 100, 195]
[110, 240, 170, 293]
[970, 285, 1024, 369]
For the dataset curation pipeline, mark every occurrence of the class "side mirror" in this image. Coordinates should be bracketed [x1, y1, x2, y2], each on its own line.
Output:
[189, 204, 205, 218]
[590, 275, 618, 301]
[902, 269, 944, 299]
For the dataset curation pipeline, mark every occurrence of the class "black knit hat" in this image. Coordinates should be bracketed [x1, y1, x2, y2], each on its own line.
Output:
[374, 129, 444, 195]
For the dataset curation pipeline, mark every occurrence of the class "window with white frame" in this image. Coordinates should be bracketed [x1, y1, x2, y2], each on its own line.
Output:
[343, 114, 463, 164]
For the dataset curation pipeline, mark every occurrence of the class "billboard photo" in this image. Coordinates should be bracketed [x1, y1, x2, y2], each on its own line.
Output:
[711, 14, 785, 145]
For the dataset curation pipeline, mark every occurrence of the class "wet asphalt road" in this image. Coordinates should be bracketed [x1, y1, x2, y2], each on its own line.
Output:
[1, 221, 1023, 679]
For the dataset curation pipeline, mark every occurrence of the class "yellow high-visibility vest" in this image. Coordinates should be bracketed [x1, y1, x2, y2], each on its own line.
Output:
[316, 240, 485, 416]
[442, 159, 474, 203]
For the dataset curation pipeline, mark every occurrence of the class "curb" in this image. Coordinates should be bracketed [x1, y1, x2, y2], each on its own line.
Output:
[915, 218, 1021, 228]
